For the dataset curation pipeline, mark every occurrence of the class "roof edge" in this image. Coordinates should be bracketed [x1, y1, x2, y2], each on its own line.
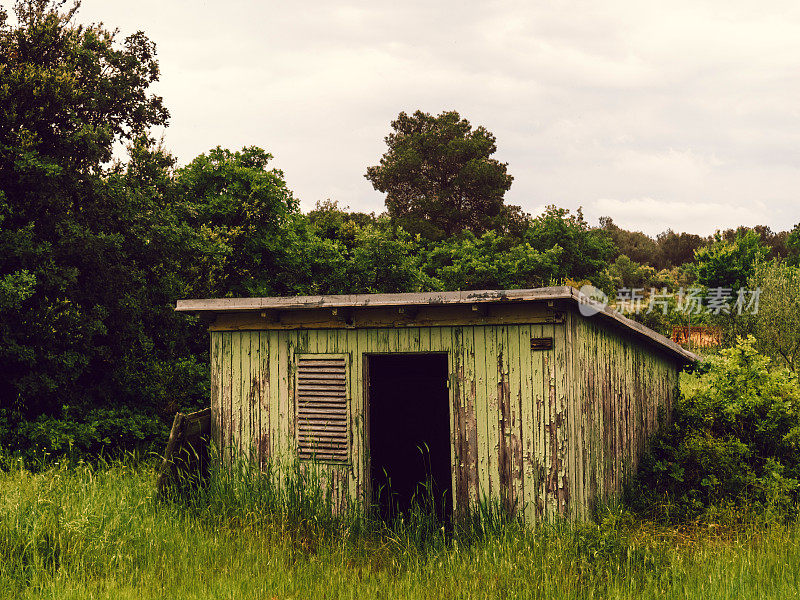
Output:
[176, 287, 697, 364]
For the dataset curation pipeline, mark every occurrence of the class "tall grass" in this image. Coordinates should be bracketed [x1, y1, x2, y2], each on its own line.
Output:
[1, 457, 799, 599]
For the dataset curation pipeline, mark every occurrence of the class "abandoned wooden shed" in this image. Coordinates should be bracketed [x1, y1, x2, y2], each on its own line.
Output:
[176, 287, 696, 523]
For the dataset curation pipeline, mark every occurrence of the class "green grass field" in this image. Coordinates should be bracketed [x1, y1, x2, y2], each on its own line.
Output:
[1, 458, 799, 600]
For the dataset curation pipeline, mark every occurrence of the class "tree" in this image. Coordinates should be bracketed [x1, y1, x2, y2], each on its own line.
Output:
[722, 225, 789, 260]
[422, 231, 562, 291]
[692, 230, 770, 290]
[750, 260, 800, 371]
[307, 199, 376, 244]
[365, 110, 514, 240]
[599, 217, 661, 266]
[655, 229, 707, 269]
[604, 255, 673, 291]
[787, 223, 800, 267]
[175, 146, 297, 297]
[525, 206, 615, 282]
[346, 220, 428, 294]
[0, 0, 170, 418]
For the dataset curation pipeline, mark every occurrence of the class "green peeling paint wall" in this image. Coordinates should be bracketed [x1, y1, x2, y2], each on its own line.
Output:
[209, 306, 679, 522]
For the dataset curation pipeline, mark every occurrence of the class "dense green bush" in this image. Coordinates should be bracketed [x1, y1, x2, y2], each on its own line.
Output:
[629, 336, 800, 520]
[0, 406, 168, 468]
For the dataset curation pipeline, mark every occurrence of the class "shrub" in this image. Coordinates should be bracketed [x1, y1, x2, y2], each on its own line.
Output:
[0, 406, 169, 468]
[629, 336, 800, 520]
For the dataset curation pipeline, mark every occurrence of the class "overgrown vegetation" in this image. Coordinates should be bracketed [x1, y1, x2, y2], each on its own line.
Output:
[2, 455, 800, 599]
[630, 336, 800, 521]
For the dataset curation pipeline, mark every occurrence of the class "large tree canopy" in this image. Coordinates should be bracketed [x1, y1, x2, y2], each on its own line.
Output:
[0, 0, 176, 418]
[365, 110, 514, 240]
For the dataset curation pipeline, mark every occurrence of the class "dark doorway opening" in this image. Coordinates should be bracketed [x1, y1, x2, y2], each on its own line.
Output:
[368, 353, 452, 523]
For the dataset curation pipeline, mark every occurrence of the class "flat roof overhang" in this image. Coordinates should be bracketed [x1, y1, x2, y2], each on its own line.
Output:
[176, 286, 698, 365]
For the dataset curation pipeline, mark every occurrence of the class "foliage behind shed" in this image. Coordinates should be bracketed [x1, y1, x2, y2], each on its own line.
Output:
[177, 287, 695, 522]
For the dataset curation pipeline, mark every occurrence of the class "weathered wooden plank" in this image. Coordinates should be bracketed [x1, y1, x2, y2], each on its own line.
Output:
[538, 322, 549, 519]
[594, 321, 604, 501]
[554, 322, 569, 516]
[331, 328, 352, 509]
[243, 331, 253, 466]
[376, 328, 389, 354]
[575, 318, 587, 515]
[267, 331, 279, 470]
[221, 331, 232, 467]
[567, 313, 584, 520]
[230, 332, 242, 467]
[563, 316, 577, 520]
[181, 287, 574, 312]
[602, 320, 612, 500]
[518, 324, 534, 522]
[410, 327, 422, 352]
[363, 328, 376, 507]
[277, 330, 290, 464]
[156, 408, 212, 495]
[449, 327, 463, 515]
[249, 331, 260, 465]
[486, 325, 502, 504]
[246, 332, 258, 465]
[428, 326, 441, 352]
[417, 326, 431, 352]
[398, 327, 410, 355]
[210, 332, 223, 463]
[474, 326, 490, 503]
[451, 326, 465, 513]
[600, 322, 610, 500]
[506, 325, 523, 515]
[388, 326, 400, 354]
[495, 325, 510, 512]
[597, 322, 606, 501]
[253, 331, 269, 471]
[596, 320, 607, 500]
[345, 328, 359, 504]
[543, 323, 559, 519]
[463, 326, 478, 509]
[529, 323, 544, 522]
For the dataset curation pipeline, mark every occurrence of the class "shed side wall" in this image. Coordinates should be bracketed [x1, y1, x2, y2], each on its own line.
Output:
[568, 312, 679, 519]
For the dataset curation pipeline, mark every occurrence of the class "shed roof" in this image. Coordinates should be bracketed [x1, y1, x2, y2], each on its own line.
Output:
[176, 286, 697, 364]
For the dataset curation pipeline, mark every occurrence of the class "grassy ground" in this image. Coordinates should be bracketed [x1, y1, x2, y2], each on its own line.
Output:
[1, 459, 799, 599]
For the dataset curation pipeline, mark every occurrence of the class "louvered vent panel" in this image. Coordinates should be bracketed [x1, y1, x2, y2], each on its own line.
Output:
[296, 355, 349, 462]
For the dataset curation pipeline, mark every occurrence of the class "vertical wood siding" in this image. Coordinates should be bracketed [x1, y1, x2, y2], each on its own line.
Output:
[567, 312, 679, 519]
[209, 311, 679, 521]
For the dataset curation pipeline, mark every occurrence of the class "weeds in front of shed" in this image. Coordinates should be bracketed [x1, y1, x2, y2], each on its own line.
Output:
[3, 453, 800, 599]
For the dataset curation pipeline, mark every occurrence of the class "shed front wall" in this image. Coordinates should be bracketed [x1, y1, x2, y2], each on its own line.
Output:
[209, 312, 678, 521]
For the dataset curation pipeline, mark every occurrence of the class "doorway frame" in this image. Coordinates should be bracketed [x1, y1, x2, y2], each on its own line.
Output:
[362, 351, 455, 516]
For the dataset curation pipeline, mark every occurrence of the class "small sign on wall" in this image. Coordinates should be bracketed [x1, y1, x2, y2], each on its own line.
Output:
[530, 337, 553, 351]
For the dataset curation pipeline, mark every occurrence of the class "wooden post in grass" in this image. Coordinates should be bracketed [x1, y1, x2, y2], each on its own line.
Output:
[156, 407, 212, 496]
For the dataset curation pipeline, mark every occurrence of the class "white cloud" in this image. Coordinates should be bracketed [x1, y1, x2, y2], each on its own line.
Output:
[68, 0, 800, 233]
[586, 197, 768, 236]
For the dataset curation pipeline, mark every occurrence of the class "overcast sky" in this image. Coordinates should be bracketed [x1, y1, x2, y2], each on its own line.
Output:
[73, 0, 800, 236]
